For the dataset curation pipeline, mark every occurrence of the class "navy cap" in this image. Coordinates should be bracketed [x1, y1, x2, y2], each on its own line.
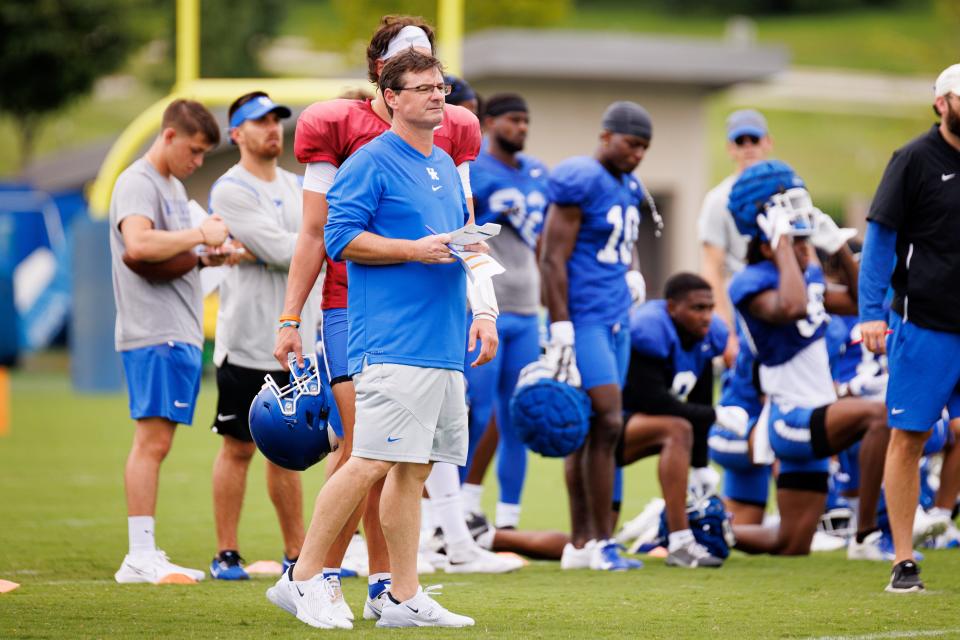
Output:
[726, 109, 768, 141]
[444, 74, 476, 106]
[229, 95, 292, 131]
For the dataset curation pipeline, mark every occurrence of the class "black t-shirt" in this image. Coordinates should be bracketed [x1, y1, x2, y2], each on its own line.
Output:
[868, 124, 960, 332]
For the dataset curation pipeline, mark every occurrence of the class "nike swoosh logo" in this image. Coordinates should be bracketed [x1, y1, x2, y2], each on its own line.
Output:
[407, 605, 419, 613]
[943, 173, 956, 181]
[217, 414, 236, 422]
[296, 584, 305, 597]
[891, 408, 905, 415]
[174, 401, 189, 408]
[386, 436, 403, 443]
[432, 185, 442, 191]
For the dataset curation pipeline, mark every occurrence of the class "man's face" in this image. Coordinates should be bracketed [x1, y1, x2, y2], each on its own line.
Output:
[727, 134, 772, 170]
[164, 129, 213, 179]
[387, 67, 446, 130]
[940, 93, 960, 138]
[234, 111, 284, 160]
[601, 131, 649, 174]
[487, 111, 529, 155]
[668, 289, 715, 340]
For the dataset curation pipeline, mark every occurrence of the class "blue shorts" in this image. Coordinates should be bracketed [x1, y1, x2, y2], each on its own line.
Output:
[316, 353, 344, 439]
[321, 308, 350, 385]
[886, 312, 960, 431]
[723, 465, 771, 507]
[121, 341, 202, 425]
[574, 320, 630, 391]
[768, 403, 831, 474]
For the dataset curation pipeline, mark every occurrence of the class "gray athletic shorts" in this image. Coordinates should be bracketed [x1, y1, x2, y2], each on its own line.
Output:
[352, 362, 468, 466]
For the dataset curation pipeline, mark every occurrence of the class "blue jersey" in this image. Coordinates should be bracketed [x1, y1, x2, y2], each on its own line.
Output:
[718, 320, 763, 417]
[730, 260, 836, 407]
[629, 300, 728, 400]
[548, 156, 644, 326]
[324, 131, 469, 375]
[828, 314, 888, 385]
[472, 150, 549, 250]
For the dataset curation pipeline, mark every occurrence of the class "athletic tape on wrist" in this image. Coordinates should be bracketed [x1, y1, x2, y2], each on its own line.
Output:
[467, 277, 499, 320]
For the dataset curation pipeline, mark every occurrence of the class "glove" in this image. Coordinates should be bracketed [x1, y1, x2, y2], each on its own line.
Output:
[810, 208, 857, 255]
[625, 270, 646, 307]
[756, 203, 795, 250]
[544, 320, 581, 387]
[714, 405, 750, 439]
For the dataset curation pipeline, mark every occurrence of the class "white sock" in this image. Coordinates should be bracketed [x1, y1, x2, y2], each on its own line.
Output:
[461, 483, 484, 515]
[845, 497, 859, 531]
[425, 464, 475, 559]
[475, 528, 495, 550]
[128, 515, 156, 556]
[668, 528, 695, 552]
[495, 502, 521, 529]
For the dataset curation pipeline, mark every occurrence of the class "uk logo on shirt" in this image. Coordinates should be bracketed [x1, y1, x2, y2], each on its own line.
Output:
[426, 167, 440, 181]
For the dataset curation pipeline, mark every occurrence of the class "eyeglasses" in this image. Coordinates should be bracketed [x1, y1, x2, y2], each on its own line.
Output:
[734, 134, 761, 146]
[393, 83, 452, 96]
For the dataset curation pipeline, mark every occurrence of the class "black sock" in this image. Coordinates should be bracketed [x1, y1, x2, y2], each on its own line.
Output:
[855, 526, 879, 544]
[388, 592, 402, 605]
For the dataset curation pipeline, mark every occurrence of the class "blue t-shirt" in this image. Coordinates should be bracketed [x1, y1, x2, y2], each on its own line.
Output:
[472, 150, 549, 250]
[324, 131, 469, 375]
[548, 156, 645, 326]
[629, 299, 728, 400]
[729, 261, 829, 367]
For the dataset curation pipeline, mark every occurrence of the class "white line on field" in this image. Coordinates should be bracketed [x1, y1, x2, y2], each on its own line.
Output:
[803, 629, 960, 640]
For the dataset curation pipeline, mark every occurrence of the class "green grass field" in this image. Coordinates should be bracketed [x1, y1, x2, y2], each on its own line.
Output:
[3, 367, 960, 638]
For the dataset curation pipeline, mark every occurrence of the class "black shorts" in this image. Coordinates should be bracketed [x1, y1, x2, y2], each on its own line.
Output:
[212, 359, 288, 443]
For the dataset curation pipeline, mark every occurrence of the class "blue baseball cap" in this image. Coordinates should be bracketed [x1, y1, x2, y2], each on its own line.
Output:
[726, 109, 768, 141]
[229, 95, 292, 142]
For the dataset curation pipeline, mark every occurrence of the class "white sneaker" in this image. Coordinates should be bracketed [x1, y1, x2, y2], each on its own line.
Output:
[266, 569, 352, 629]
[114, 550, 204, 584]
[417, 552, 438, 574]
[419, 529, 448, 570]
[376, 585, 474, 628]
[444, 545, 523, 574]
[616, 497, 666, 546]
[342, 533, 369, 577]
[560, 540, 595, 570]
[810, 531, 848, 552]
[847, 530, 891, 561]
[325, 575, 355, 622]
[364, 589, 390, 620]
[913, 506, 951, 546]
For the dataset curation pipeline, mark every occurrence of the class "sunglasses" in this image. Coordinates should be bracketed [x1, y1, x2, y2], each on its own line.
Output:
[734, 134, 761, 146]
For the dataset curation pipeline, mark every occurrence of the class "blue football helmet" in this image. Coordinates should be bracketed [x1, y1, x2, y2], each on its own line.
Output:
[510, 361, 591, 458]
[655, 494, 735, 560]
[248, 354, 338, 471]
[728, 159, 808, 240]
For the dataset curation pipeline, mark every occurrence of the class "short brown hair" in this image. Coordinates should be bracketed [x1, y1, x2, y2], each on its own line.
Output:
[162, 99, 220, 146]
[366, 15, 436, 84]
[378, 49, 444, 117]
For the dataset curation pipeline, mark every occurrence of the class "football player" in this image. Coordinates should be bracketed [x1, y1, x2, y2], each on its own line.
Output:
[540, 100, 651, 570]
[459, 93, 549, 530]
[726, 160, 890, 557]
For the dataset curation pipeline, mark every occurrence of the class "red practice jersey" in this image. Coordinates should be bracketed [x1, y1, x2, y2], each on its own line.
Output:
[294, 98, 481, 310]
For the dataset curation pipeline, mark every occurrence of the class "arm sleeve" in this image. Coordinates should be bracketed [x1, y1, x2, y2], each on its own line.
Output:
[858, 220, 897, 324]
[209, 178, 298, 270]
[323, 150, 382, 262]
[113, 172, 158, 230]
[624, 353, 717, 426]
[457, 162, 472, 199]
[302, 161, 338, 194]
[686, 362, 715, 468]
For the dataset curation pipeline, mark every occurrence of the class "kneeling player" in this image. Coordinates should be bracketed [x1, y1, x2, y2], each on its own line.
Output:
[727, 160, 889, 556]
[618, 273, 734, 567]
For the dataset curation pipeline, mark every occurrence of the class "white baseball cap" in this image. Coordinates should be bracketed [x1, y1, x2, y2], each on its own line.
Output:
[934, 64, 960, 98]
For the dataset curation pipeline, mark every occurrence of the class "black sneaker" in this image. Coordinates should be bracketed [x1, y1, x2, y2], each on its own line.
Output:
[465, 511, 490, 540]
[885, 560, 924, 593]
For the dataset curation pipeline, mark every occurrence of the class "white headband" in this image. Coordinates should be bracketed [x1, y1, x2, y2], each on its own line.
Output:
[381, 25, 432, 61]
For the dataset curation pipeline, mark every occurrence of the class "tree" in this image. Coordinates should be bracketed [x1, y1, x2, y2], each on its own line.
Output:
[0, 0, 142, 170]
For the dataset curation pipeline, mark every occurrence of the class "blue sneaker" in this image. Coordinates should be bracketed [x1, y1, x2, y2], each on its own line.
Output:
[589, 539, 639, 571]
[281, 554, 297, 575]
[210, 550, 249, 580]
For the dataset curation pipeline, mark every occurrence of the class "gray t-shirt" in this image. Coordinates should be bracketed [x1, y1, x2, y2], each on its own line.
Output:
[487, 223, 539, 316]
[697, 174, 747, 276]
[109, 158, 203, 351]
[210, 165, 321, 371]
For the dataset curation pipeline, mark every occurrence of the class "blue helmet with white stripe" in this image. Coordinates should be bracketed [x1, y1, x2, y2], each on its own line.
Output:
[728, 160, 807, 240]
[248, 354, 338, 471]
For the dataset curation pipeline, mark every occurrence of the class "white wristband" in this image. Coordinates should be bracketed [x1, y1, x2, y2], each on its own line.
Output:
[549, 320, 574, 347]
[467, 277, 498, 321]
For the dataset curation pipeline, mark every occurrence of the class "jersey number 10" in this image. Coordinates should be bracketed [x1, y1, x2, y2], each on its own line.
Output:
[597, 205, 640, 265]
